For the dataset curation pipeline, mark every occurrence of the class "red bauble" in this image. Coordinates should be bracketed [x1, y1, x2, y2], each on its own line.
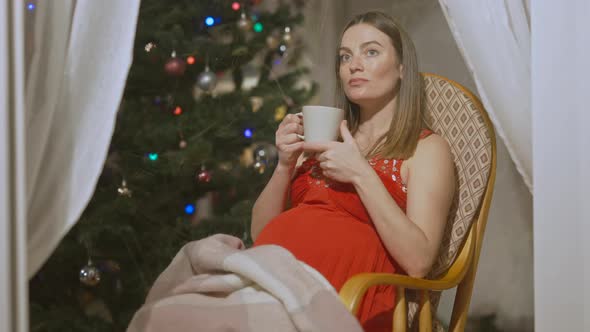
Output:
[197, 169, 212, 183]
[164, 57, 186, 76]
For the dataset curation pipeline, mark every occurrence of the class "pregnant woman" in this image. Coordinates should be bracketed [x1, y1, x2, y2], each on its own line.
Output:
[251, 10, 456, 331]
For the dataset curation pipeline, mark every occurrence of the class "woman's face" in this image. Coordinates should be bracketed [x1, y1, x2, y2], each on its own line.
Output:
[339, 23, 402, 108]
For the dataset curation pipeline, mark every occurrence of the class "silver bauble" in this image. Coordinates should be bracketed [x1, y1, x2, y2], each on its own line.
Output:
[253, 142, 278, 169]
[277, 44, 288, 56]
[79, 260, 101, 286]
[196, 68, 217, 92]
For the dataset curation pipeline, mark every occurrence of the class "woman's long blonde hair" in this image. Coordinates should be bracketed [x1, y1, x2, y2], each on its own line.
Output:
[335, 11, 428, 159]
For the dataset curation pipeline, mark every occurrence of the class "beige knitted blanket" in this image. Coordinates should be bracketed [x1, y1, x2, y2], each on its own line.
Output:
[127, 234, 362, 332]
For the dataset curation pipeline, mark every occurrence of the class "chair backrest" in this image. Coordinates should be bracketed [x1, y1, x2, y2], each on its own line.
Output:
[424, 73, 495, 277]
[407, 73, 496, 329]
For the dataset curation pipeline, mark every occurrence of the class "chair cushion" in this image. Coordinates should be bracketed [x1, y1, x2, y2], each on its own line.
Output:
[424, 74, 492, 277]
[407, 74, 493, 329]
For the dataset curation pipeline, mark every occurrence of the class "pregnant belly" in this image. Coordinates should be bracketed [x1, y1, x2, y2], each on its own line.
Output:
[253, 203, 394, 290]
[254, 204, 372, 250]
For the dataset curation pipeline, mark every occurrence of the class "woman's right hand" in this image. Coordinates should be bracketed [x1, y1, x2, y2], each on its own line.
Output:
[275, 113, 304, 170]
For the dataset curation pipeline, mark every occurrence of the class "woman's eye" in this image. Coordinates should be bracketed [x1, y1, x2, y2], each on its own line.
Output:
[339, 54, 351, 62]
[367, 49, 379, 56]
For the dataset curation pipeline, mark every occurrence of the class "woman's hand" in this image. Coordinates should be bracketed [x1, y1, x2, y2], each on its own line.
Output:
[302, 120, 372, 184]
[275, 113, 304, 169]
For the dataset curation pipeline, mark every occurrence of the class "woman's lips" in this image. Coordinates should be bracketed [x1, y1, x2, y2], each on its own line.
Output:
[348, 78, 368, 86]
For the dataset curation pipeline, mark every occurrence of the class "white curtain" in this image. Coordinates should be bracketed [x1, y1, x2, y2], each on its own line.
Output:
[26, 0, 140, 277]
[2, 1, 28, 330]
[438, 0, 532, 192]
[532, 1, 589, 331]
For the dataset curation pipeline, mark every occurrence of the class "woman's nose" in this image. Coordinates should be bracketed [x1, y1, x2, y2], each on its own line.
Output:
[349, 55, 363, 73]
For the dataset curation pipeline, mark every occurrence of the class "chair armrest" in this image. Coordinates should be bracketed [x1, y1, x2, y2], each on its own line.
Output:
[339, 225, 475, 314]
[339, 273, 455, 315]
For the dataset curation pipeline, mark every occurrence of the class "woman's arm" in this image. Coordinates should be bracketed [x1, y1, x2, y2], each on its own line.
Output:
[250, 164, 293, 241]
[251, 113, 305, 241]
[352, 135, 455, 278]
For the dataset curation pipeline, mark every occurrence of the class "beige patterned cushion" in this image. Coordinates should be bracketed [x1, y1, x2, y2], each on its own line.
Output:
[407, 74, 493, 330]
[425, 74, 492, 277]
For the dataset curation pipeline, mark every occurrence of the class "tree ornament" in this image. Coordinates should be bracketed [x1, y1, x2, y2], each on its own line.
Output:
[117, 179, 132, 197]
[218, 162, 234, 172]
[237, 12, 252, 31]
[249, 96, 264, 112]
[178, 131, 187, 149]
[277, 44, 288, 56]
[282, 26, 293, 44]
[240, 146, 255, 167]
[197, 166, 212, 183]
[253, 142, 278, 170]
[164, 51, 186, 76]
[79, 259, 101, 286]
[196, 65, 217, 92]
[266, 33, 280, 49]
[274, 105, 287, 121]
[283, 96, 295, 107]
[231, 46, 248, 57]
[144, 42, 157, 53]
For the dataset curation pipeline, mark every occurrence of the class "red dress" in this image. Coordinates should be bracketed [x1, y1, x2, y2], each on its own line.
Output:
[254, 130, 433, 331]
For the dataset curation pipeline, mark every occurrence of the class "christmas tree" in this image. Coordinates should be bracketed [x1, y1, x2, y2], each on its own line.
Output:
[29, 1, 316, 330]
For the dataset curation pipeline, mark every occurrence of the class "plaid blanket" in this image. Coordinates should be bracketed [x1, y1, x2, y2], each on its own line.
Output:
[127, 234, 363, 332]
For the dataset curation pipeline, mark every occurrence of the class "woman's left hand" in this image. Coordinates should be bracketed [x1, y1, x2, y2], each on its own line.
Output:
[302, 120, 372, 184]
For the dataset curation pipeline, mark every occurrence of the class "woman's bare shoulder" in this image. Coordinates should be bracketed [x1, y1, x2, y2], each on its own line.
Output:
[408, 133, 453, 172]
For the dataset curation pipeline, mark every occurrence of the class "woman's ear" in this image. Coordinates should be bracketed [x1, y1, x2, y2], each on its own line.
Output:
[399, 64, 404, 80]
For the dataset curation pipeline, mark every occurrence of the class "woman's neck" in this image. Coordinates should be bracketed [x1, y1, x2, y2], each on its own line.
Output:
[357, 95, 398, 138]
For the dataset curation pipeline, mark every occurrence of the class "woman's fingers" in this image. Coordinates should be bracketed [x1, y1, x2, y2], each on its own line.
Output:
[278, 122, 303, 136]
[278, 133, 304, 146]
[278, 113, 302, 128]
[283, 141, 304, 153]
[317, 152, 329, 162]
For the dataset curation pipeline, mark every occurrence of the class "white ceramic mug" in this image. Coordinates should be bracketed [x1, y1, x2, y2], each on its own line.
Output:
[300, 105, 345, 142]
